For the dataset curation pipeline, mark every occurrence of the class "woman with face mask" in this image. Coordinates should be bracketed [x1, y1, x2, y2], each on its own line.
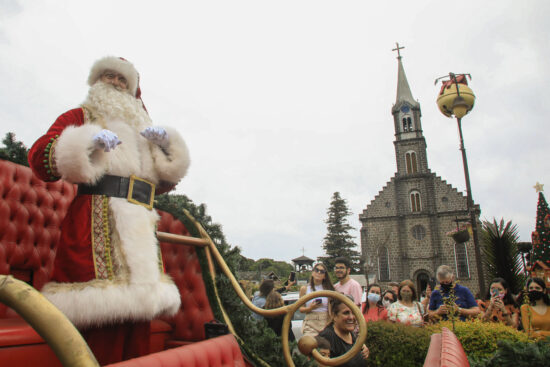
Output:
[381, 290, 397, 309]
[387, 279, 425, 327]
[478, 278, 518, 327]
[520, 277, 550, 338]
[361, 284, 388, 322]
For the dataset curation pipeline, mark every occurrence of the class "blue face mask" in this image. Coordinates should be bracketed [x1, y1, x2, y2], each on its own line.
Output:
[367, 293, 381, 303]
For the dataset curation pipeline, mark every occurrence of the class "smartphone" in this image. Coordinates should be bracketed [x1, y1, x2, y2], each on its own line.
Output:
[314, 298, 323, 304]
[490, 289, 499, 298]
[289, 271, 296, 282]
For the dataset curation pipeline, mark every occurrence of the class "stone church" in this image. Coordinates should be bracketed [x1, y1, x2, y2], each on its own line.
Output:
[359, 53, 482, 295]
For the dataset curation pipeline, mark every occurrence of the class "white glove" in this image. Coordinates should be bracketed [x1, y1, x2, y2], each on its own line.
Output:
[93, 129, 121, 152]
[141, 127, 169, 148]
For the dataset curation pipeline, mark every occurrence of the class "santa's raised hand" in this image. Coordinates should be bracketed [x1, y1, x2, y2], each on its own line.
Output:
[141, 126, 169, 148]
[93, 129, 121, 152]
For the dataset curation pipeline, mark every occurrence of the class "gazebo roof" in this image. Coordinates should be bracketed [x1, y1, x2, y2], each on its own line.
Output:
[292, 255, 315, 263]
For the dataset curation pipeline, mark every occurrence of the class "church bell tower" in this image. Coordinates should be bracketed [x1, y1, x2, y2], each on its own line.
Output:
[391, 44, 429, 178]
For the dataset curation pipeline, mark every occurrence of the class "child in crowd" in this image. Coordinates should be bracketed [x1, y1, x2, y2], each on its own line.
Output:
[314, 336, 331, 367]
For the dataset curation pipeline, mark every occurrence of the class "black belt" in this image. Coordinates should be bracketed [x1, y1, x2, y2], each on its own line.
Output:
[77, 174, 155, 210]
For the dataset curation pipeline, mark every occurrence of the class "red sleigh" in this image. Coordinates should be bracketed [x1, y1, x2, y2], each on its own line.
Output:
[0, 159, 248, 367]
[0, 158, 467, 366]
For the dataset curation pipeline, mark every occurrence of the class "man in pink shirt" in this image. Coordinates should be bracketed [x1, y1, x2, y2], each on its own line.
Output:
[333, 257, 363, 307]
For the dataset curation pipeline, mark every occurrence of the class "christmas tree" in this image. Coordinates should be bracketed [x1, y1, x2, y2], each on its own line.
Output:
[532, 183, 550, 267]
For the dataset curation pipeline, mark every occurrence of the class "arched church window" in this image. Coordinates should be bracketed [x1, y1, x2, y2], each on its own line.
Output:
[454, 242, 470, 278]
[410, 191, 421, 212]
[402, 118, 408, 132]
[378, 246, 390, 281]
[407, 117, 413, 131]
[405, 151, 418, 174]
[411, 225, 426, 240]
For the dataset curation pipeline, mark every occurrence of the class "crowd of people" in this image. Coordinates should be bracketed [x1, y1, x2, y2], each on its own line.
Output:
[251, 260, 550, 366]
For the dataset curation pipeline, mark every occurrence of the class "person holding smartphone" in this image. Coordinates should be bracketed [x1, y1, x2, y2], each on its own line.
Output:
[478, 278, 518, 327]
[299, 263, 335, 337]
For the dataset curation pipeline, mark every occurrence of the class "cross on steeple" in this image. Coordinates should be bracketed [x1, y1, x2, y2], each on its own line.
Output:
[392, 42, 405, 59]
[301, 247, 305, 256]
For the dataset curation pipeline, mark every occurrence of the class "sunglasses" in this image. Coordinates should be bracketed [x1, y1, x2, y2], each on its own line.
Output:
[313, 268, 327, 274]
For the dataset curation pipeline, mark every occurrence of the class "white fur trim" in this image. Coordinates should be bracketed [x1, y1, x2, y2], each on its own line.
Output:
[54, 124, 108, 184]
[109, 198, 161, 283]
[42, 278, 180, 328]
[41, 198, 181, 327]
[88, 56, 139, 96]
[151, 126, 190, 184]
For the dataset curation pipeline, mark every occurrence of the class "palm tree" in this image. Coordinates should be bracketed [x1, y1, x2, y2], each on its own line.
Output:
[481, 218, 524, 294]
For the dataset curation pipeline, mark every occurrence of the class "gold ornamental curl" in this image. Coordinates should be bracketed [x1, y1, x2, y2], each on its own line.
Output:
[0, 275, 98, 367]
[178, 211, 368, 367]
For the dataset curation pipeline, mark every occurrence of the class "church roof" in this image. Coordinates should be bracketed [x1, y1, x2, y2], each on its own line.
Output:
[394, 56, 420, 110]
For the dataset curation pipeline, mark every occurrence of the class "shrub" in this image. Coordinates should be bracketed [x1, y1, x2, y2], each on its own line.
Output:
[365, 321, 431, 367]
[470, 338, 550, 367]
[426, 319, 530, 360]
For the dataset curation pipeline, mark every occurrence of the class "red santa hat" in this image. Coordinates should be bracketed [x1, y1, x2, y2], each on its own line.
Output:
[87, 56, 140, 97]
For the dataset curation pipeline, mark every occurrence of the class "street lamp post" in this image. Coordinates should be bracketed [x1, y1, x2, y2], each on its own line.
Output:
[436, 73, 486, 296]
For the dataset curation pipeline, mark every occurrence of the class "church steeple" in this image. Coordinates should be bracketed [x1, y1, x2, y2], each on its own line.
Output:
[391, 43, 422, 140]
[395, 54, 418, 107]
[390, 43, 428, 176]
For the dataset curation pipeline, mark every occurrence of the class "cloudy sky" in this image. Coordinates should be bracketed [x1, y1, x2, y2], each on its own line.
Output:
[1, 1, 549, 264]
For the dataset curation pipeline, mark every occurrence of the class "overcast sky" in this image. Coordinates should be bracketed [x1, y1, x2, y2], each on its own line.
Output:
[1, 1, 549, 264]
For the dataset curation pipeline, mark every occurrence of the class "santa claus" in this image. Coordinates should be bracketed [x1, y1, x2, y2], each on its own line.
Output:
[28, 56, 189, 361]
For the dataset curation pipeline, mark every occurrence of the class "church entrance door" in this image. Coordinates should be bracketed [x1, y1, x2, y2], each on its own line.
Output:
[416, 271, 431, 295]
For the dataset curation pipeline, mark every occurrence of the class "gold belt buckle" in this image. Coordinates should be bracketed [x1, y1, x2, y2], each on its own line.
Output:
[127, 174, 155, 210]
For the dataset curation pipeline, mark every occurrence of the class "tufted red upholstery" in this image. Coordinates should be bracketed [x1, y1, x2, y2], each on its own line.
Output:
[157, 211, 215, 341]
[105, 334, 246, 367]
[0, 159, 76, 317]
[423, 327, 469, 367]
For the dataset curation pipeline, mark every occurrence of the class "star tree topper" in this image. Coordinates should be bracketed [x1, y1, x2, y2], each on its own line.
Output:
[534, 182, 544, 193]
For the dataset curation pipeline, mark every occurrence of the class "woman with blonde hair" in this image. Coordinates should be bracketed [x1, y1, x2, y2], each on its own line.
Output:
[299, 263, 335, 336]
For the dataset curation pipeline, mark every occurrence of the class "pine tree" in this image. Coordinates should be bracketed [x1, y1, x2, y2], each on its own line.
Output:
[0, 132, 29, 166]
[318, 192, 361, 272]
[531, 191, 550, 267]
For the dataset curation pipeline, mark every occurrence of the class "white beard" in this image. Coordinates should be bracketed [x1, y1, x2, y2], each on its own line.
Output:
[83, 82, 151, 129]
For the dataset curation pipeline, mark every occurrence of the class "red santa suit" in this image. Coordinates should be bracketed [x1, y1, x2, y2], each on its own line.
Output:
[28, 57, 189, 333]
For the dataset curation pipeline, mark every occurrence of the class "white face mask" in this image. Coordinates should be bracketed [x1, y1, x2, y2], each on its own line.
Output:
[382, 300, 391, 308]
[367, 293, 381, 303]
[420, 296, 426, 303]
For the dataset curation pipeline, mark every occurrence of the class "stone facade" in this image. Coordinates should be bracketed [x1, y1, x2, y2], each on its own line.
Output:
[359, 56, 483, 296]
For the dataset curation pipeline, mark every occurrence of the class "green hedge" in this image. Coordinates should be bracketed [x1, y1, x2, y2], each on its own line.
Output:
[469, 338, 550, 367]
[425, 319, 530, 361]
[364, 319, 532, 367]
[365, 321, 431, 367]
